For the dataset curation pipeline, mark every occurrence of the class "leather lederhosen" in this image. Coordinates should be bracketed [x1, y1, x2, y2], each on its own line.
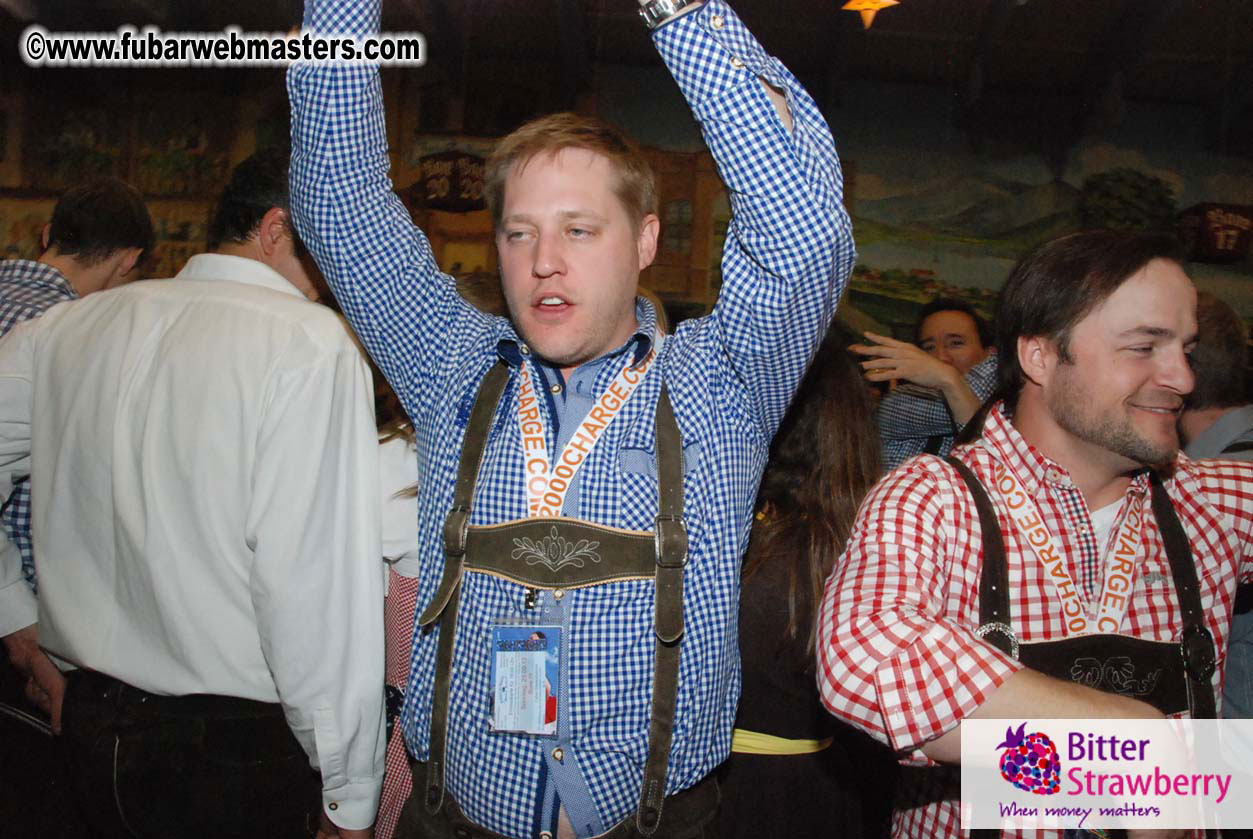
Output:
[406, 362, 714, 838]
[942, 457, 1219, 839]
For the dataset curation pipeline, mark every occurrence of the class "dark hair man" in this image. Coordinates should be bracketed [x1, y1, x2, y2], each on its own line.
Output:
[1180, 291, 1252, 459]
[853, 296, 997, 469]
[1180, 291, 1253, 727]
[0, 151, 381, 838]
[0, 178, 154, 596]
[15, 176, 153, 303]
[288, 0, 853, 836]
[819, 230, 1253, 839]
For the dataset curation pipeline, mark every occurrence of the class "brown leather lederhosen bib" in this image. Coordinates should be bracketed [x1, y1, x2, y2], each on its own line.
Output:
[942, 457, 1218, 839]
[408, 361, 710, 838]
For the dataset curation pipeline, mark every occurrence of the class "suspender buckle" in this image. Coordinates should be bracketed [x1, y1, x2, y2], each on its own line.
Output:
[974, 621, 1019, 660]
[443, 506, 471, 557]
[654, 514, 688, 568]
[1179, 623, 1217, 683]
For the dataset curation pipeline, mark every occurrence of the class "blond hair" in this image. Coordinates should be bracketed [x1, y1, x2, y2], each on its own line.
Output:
[484, 113, 657, 231]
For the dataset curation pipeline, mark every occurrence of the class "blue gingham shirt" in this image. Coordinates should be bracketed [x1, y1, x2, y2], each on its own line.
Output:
[289, 2, 853, 835]
[877, 353, 998, 470]
[0, 259, 77, 593]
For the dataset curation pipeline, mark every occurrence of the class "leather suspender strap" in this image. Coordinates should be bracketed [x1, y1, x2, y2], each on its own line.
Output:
[946, 452, 1024, 839]
[948, 459, 1217, 839]
[423, 577, 462, 815]
[418, 363, 511, 629]
[422, 362, 510, 815]
[1148, 472, 1218, 720]
[636, 386, 687, 836]
[420, 364, 690, 832]
[944, 456, 1017, 658]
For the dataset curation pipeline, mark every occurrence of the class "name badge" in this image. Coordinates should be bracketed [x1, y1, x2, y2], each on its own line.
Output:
[489, 624, 561, 737]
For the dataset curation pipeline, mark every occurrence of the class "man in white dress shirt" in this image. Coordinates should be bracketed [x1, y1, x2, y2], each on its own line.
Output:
[0, 150, 384, 839]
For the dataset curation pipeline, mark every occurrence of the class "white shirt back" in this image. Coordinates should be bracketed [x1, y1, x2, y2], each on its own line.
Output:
[0, 252, 384, 820]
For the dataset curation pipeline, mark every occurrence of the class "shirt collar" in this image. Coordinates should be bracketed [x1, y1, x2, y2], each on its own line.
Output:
[495, 295, 658, 370]
[979, 401, 1152, 497]
[173, 253, 309, 300]
[2, 259, 78, 300]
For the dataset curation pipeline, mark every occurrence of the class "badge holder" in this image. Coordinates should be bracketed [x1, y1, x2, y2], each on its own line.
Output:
[488, 619, 563, 738]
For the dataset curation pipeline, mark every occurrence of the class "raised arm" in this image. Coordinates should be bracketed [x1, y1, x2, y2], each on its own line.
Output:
[652, 1, 854, 437]
[815, 461, 1158, 764]
[865, 346, 998, 441]
[287, 0, 485, 401]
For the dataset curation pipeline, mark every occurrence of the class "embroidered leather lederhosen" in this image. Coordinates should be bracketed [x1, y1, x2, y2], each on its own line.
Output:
[942, 458, 1218, 839]
[403, 362, 717, 839]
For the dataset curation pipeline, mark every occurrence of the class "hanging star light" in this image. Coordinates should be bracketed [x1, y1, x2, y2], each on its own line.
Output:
[842, 0, 899, 29]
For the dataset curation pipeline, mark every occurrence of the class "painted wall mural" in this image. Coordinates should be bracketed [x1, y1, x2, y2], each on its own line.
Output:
[829, 83, 1253, 340]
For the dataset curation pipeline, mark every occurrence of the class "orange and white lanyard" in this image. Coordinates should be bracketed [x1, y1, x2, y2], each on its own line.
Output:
[989, 458, 1146, 636]
[515, 335, 661, 518]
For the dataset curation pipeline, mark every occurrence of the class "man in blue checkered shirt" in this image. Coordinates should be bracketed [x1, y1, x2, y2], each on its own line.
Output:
[0, 178, 152, 596]
[853, 296, 998, 470]
[289, 1, 853, 836]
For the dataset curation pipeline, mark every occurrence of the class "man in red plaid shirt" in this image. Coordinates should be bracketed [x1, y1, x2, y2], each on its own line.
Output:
[817, 229, 1253, 839]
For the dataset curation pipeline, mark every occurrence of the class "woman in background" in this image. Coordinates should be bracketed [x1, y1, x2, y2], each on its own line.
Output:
[717, 325, 896, 838]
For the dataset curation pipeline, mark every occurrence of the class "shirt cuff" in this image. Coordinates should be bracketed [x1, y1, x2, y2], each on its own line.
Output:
[322, 778, 383, 832]
[873, 620, 1022, 754]
[652, 0, 780, 107]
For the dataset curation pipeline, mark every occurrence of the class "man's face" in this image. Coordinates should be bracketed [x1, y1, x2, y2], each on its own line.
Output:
[1041, 259, 1197, 470]
[918, 310, 990, 374]
[496, 148, 658, 372]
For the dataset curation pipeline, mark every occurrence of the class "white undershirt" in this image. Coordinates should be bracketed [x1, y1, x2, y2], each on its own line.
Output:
[1090, 499, 1123, 555]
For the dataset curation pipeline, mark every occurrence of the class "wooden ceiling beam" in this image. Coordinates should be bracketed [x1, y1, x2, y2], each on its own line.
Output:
[0, 0, 37, 20]
[556, 0, 591, 110]
[1072, 0, 1183, 137]
[961, 0, 1019, 109]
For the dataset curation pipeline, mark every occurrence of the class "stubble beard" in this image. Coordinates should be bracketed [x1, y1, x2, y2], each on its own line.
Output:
[1048, 364, 1179, 469]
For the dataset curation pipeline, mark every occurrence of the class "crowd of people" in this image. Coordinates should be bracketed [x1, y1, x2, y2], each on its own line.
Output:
[0, 1, 1251, 838]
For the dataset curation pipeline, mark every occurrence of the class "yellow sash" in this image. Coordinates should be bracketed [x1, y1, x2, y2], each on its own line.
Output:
[730, 727, 832, 755]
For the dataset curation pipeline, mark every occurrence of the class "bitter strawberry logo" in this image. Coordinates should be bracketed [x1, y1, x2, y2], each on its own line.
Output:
[996, 722, 1061, 795]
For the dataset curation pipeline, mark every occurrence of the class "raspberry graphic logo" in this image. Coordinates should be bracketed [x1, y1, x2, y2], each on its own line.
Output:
[996, 722, 1061, 795]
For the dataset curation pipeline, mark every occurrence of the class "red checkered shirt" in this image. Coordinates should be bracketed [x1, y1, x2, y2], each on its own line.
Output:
[817, 403, 1253, 839]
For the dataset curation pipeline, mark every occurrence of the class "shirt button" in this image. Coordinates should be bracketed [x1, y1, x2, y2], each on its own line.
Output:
[710, 14, 725, 29]
[550, 383, 562, 394]
[730, 56, 745, 69]
[519, 344, 531, 355]
[553, 589, 565, 600]
[552, 747, 564, 762]
[540, 833, 553, 839]
[328, 802, 338, 811]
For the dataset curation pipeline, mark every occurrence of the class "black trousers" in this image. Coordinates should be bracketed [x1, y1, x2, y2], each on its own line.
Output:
[60, 668, 320, 839]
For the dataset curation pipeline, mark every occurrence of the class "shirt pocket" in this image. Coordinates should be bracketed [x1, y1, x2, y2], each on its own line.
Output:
[617, 441, 702, 479]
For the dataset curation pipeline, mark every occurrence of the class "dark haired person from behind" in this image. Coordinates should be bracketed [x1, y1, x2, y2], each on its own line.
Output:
[852, 296, 996, 469]
[0, 177, 154, 600]
[1179, 292, 1253, 731]
[0, 150, 382, 839]
[2, 176, 153, 318]
[717, 327, 894, 839]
